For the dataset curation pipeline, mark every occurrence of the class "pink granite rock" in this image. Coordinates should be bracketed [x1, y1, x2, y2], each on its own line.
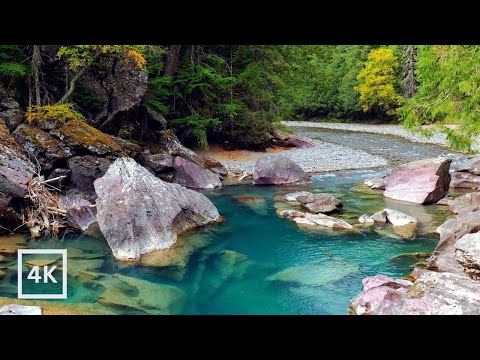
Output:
[384, 157, 451, 204]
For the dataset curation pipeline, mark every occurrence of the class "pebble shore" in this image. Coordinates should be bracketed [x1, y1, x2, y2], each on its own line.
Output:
[222, 135, 388, 173]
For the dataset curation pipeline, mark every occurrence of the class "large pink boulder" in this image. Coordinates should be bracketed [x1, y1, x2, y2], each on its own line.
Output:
[253, 155, 308, 185]
[172, 156, 222, 189]
[384, 157, 451, 204]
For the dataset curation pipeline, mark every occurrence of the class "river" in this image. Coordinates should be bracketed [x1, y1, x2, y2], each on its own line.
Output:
[0, 126, 461, 314]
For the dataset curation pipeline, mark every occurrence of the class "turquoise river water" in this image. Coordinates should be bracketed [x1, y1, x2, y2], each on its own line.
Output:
[0, 168, 452, 315]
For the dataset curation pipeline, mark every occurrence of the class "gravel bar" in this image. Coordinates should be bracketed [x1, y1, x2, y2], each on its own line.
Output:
[222, 137, 388, 173]
[282, 121, 451, 146]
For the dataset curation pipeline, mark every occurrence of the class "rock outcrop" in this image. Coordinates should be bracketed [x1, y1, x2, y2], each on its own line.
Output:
[94, 157, 221, 261]
[13, 124, 72, 170]
[457, 156, 480, 175]
[0, 119, 34, 208]
[0, 98, 23, 131]
[455, 233, 480, 279]
[68, 155, 112, 194]
[79, 52, 148, 125]
[450, 171, 480, 190]
[59, 194, 98, 235]
[350, 271, 480, 315]
[253, 155, 308, 185]
[384, 157, 451, 204]
[172, 156, 222, 189]
[293, 212, 354, 230]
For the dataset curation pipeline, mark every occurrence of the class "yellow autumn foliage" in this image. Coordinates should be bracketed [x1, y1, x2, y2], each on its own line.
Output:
[127, 50, 147, 70]
[355, 48, 402, 115]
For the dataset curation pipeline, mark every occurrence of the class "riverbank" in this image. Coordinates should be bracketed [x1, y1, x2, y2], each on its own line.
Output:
[283, 121, 453, 147]
[198, 135, 388, 173]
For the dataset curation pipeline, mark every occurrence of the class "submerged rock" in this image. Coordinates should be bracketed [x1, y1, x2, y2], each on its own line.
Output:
[231, 195, 268, 216]
[384, 157, 451, 204]
[140, 233, 209, 281]
[350, 271, 480, 315]
[266, 258, 359, 287]
[94, 157, 221, 261]
[0, 304, 42, 315]
[98, 273, 186, 315]
[0, 119, 34, 208]
[193, 249, 252, 302]
[455, 232, 480, 279]
[0, 234, 26, 256]
[450, 171, 480, 190]
[253, 155, 308, 185]
[172, 156, 222, 189]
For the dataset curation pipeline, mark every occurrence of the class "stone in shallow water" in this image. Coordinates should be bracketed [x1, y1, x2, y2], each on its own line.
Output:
[231, 195, 268, 216]
[140, 233, 209, 281]
[25, 259, 59, 268]
[0, 304, 42, 315]
[371, 210, 387, 224]
[98, 274, 186, 315]
[384, 208, 417, 227]
[0, 255, 9, 263]
[253, 155, 308, 185]
[94, 157, 221, 261]
[384, 157, 451, 204]
[457, 156, 480, 175]
[0, 270, 6, 280]
[284, 191, 312, 202]
[193, 249, 252, 302]
[364, 172, 389, 190]
[266, 259, 360, 287]
[446, 192, 480, 214]
[359, 214, 374, 224]
[0, 234, 26, 256]
[278, 209, 305, 218]
[68, 258, 105, 278]
[293, 213, 354, 230]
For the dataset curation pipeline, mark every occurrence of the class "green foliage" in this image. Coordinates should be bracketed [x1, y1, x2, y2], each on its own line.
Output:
[171, 115, 221, 150]
[0, 62, 27, 77]
[0, 45, 28, 77]
[400, 45, 480, 151]
[355, 48, 402, 115]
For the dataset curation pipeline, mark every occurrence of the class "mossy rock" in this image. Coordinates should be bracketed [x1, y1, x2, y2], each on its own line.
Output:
[53, 118, 122, 156]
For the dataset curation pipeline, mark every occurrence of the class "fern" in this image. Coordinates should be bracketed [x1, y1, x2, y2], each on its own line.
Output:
[171, 115, 221, 150]
[0, 62, 27, 77]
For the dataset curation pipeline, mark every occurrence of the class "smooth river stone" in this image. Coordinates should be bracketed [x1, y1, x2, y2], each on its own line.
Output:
[266, 259, 360, 287]
[384, 157, 451, 204]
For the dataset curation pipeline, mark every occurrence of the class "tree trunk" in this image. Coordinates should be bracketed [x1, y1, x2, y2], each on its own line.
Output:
[55, 50, 102, 105]
[402, 45, 418, 99]
[164, 45, 182, 78]
[32, 45, 42, 106]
